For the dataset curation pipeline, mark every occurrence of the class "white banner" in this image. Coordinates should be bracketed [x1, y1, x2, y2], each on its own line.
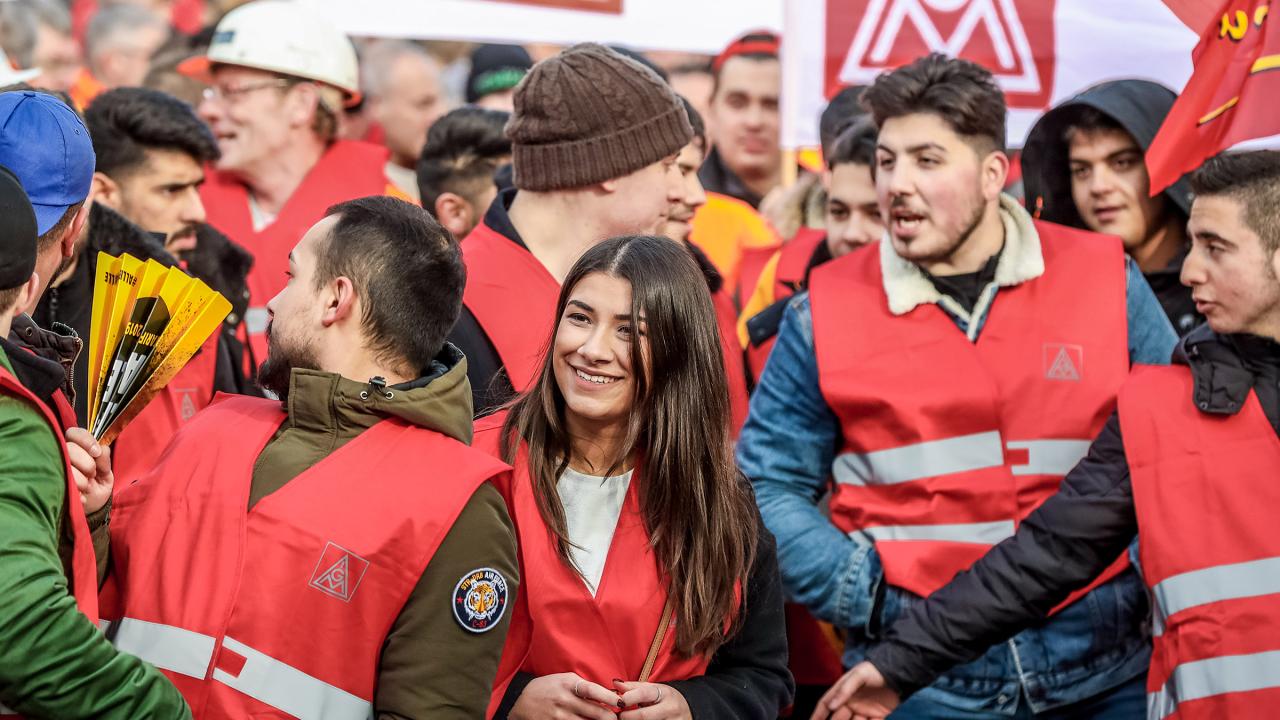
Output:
[299, 0, 783, 55]
[783, 0, 1199, 150]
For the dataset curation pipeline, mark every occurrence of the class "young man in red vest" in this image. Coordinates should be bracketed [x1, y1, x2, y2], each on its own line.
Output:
[816, 149, 1280, 720]
[737, 54, 1179, 718]
[102, 196, 519, 719]
[180, 0, 405, 367]
[448, 43, 690, 414]
[0, 162, 187, 718]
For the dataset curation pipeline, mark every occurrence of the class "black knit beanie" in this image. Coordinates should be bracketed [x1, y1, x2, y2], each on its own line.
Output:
[507, 43, 693, 191]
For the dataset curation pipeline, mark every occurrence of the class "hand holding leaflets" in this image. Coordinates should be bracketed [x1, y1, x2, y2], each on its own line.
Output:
[87, 251, 230, 445]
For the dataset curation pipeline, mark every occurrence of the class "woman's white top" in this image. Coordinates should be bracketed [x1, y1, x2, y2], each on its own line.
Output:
[557, 466, 634, 596]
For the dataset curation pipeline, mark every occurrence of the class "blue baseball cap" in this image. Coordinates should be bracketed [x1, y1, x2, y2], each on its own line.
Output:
[0, 91, 94, 236]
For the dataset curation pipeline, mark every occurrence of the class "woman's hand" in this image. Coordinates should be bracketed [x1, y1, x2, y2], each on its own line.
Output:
[509, 672, 622, 720]
[613, 680, 691, 720]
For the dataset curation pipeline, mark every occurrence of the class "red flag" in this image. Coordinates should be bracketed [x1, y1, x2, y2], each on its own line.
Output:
[1162, 0, 1225, 32]
[1147, 0, 1280, 193]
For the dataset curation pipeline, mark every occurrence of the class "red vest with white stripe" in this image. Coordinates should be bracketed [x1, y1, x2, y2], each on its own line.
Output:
[201, 141, 393, 366]
[460, 221, 561, 394]
[101, 394, 507, 720]
[111, 332, 219, 486]
[810, 224, 1130, 599]
[0, 367, 99, 719]
[473, 423, 713, 712]
[1120, 365, 1280, 720]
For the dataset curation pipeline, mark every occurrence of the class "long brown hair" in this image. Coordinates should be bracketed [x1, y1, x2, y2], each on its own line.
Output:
[500, 235, 758, 657]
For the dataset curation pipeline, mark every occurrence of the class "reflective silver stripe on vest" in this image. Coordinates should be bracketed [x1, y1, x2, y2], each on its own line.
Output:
[857, 520, 1016, 545]
[1006, 439, 1091, 476]
[244, 307, 269, 335]
[1151, 556, 1280, 637]
[1148, 650, 1280, 719]
[834, 431, 1004, 486]
[108, 617, 217, 679]
[212, 636, 372, 720]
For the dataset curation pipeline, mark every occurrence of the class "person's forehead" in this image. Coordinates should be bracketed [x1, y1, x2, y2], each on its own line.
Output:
[1067, 126, 1139, 158]
[878, 112, 964, 148]
[717, 56, 780, 94]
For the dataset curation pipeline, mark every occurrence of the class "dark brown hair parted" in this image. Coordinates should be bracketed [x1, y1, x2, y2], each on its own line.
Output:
[1189, 151, 1280, 257]
[861, 52, 1008, 154]
[500, 234, 759, 657]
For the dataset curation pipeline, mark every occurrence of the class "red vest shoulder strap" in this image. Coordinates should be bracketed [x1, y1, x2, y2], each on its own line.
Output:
[461, 223, 561, 392]
[776, 229, 826, 286]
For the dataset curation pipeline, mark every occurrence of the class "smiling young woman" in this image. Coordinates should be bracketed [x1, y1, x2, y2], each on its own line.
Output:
[476, 235, 793, 720]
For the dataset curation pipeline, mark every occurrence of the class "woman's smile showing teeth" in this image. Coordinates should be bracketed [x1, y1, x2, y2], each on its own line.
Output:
[575, 368, 618, 385]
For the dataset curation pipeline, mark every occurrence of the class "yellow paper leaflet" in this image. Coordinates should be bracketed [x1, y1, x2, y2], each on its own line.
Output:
[89, 252, 230, 442]
[99, 277, 230, 444]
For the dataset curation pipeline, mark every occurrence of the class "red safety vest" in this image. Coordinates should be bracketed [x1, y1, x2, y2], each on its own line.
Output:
[709, 287, 749, 434]
[460, 221, 561, 394]
[100, 394, 507, 720]
[810, 223, 1130, 599]
[745, 229, 827, 382]
[1120, 365, 1280, 720]
[201, 141, 394, 365]
[110, 333, 219, 486]
[474, 421, 714, 713]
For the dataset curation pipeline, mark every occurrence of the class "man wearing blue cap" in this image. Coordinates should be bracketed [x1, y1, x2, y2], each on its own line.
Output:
[0, 136, 187, 714]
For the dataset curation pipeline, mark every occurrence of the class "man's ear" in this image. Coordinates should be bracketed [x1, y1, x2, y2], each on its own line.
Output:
[434, 192, 473, 238]
[982, 150, 1010, 202]
[319, 276, 358, 328]
[15, 272, 41, 316]
[92, 172, 122, 211]
[63, 201, 92, 258]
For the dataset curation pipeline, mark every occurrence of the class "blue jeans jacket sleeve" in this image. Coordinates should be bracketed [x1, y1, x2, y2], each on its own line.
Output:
[1125, 257, 1178, 365]
[736, 293, 881, 631]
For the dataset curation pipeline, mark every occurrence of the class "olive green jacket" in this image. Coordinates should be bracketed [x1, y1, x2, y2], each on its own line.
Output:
[251, 345, 518, 719]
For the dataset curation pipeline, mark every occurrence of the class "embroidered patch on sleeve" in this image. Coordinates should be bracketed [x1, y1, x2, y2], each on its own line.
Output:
[453, 567, 509, 633]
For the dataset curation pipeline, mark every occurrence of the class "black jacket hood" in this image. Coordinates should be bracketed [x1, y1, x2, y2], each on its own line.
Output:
[1022, 79, 1192, 229]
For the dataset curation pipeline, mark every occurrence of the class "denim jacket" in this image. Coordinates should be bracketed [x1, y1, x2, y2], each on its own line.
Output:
[737, 202, 1178, 714]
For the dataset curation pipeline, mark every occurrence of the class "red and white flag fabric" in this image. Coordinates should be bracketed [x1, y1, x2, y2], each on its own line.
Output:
[783, 0, 1198, 149]
[1146, 0, 1280, 193]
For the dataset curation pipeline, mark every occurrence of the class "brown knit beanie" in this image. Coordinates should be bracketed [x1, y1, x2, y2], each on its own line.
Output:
[507, 43, 693, 191]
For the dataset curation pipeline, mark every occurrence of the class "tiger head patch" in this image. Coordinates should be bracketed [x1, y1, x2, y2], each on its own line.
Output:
[453, 567, 508, 633]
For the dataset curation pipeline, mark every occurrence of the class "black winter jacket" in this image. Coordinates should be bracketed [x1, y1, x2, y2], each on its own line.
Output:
[865, 325, 1280, 697]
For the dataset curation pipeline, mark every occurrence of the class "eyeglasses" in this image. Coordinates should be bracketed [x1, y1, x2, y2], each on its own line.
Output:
[201, 80, 292, 104]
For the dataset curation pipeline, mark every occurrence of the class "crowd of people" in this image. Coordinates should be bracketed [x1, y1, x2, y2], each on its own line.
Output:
[0, 1, 1277, 719]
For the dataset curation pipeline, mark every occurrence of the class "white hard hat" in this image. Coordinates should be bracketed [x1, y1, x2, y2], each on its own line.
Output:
[0, 46, 40, 87]
[179, 0, 360, 104]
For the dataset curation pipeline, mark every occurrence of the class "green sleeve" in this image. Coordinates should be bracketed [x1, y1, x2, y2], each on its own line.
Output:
[0, 395, 190, 719]
[375, 482, 520, 720]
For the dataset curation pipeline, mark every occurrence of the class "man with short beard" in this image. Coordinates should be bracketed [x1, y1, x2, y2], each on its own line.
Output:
[738, 54, 1178, 717]
[101, 196, 519, 719]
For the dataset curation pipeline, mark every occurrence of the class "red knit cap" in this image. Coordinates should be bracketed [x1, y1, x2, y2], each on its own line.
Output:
[506, 43, 693, 192]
